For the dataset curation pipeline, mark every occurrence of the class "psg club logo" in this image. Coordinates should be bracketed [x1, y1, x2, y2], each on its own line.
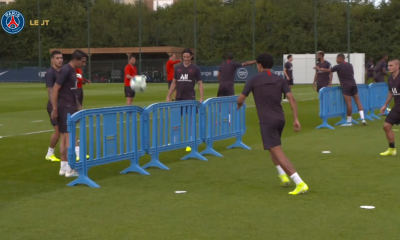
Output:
[1, 10, 25, 34]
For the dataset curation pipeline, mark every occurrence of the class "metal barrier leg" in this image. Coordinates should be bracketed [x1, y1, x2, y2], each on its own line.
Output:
[200, 142, 223, 157]
[121, 156, 150, 175]
[182, 147, 208, 161]
[142, 154, 170, 170]
[369, 111, 381, 119]
[227, 131, 251, 150]
[335, 115, 359, 125]
[67, 169, 100, 188]
[316, 118, 335, 129]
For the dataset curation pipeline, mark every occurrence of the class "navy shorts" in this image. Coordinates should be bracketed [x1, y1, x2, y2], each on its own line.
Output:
[287, 79, 294, 86]
[366, 72, 374, 79]
[57, 107, 77, 133]
[374, 74, 385, 83]
[125, 86, 135, 98]
[176, 98, 198, 115]
[217, 87, 235, 97]
[385, 108, 400, 125]
[260, 120, 285, 150]
[342, 86, 358, 96]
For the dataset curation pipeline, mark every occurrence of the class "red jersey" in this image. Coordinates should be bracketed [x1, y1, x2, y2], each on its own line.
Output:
[124, 64, 137, 86]
[166, 60, 181, 81]
[76, 68, 83, 88]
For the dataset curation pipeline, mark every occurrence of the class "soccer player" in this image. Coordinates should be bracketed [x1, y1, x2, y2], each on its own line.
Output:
[124, 54, 137, 105]
[313, 51, 332, 92]
[217, 53, 256, 97]
[282, 54, 293, 102]
[44, 50, 63, 162]
[315, 53, 367, 126]
[237, 53, 309, 195]
[365, 57, 374, 84]
[76, 68, 91, 110]
[374, 54, 388, 83]
[380, 59, 400, 156]
[51, 50, 88, 177]
[166, 48, 203, 102]
[166, 53, 181, 100]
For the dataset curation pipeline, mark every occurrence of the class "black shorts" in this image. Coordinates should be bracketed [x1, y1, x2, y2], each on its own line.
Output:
[76, 88, 84, 106]
[260, 120, 285, 150]
[374, 75, 385, 83]
[46, 101, 57, 126]
[316, 85, 325, 93]
[57, 107, 78, 133]
[366, 72, 374, 79]
[287, 79, 294, 86]
[176, 98, 198, 115]
[385, 108, 400, 125]
[167, 81, 173, 89]
[342, 85, 358, 96]
[217, 87, 235, 97]
[124, 86, 135, 98]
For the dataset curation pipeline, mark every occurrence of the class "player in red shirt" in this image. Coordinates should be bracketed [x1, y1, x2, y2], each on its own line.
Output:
[76, 68, 90, 110]
[124, 54, 137, 105]
[166, 53, 181, 101]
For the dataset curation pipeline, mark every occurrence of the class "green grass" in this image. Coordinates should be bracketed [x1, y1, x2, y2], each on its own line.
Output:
[0, 82, 399, 240]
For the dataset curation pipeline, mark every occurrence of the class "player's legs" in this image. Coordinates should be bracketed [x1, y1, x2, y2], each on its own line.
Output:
[380, 110, 400, 156]
[351, 92, 367, 125]
[46, 125, 61, 161]
[125, 86, 135, 105]
[342, 93, 353, 126]
[270, 152, 290, 186]
[283, 80, 293, 102]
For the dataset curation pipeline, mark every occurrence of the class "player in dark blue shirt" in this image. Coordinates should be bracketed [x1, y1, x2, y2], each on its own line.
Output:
[237, 53, 309, 195]
[380, 59, 400, 156]
[51, 50, 88, 178]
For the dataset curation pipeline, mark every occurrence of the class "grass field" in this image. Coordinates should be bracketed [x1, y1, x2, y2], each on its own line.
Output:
[1, 82, 399, 240]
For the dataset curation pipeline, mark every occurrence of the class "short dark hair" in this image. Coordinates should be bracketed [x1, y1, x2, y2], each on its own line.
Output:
[389, 58, 399, 63]
[317, 51, 325, 57]
[182, 48, 193, 55]
[287, 54, 292, 60]
[337, 53, 345, 59]
[71, 50, 88, 61]
[51, 50, 62, 58]
[129, 54, 136, 60]
[256, 53, 273, 69]
[226, 53, 234, 60]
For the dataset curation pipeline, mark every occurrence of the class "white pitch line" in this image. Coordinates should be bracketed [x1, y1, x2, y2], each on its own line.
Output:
[31, 120, 43, 123]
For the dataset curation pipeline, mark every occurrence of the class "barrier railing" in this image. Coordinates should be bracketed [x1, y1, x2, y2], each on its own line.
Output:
[317, 83, 390, 129]
[67, 106, 150, 188]
[368, 82, 390, 119]
[142, 101, 207, 170]
[200, 96, 250, 157]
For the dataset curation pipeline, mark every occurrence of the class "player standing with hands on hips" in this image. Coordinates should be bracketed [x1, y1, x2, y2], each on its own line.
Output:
[380, 59, 400, 156]
[314, 53, 367, 126]
[237, 53, 309, 195]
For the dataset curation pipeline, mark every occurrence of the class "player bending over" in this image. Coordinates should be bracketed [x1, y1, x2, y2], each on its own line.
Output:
[380, 59, 400, 156]
[237, 53, 309, 195]
[315, 53, 367, 126]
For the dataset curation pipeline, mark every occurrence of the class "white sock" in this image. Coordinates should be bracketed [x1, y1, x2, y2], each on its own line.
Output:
[276, 165, 286, 175]
[61, 161, 68, 167]
[290, 172, 303, 185]
[359, 110, 365, 120]
[47, 147, 54, 157]
[75, 146, 80, 158]
[347, 116, 352, 122]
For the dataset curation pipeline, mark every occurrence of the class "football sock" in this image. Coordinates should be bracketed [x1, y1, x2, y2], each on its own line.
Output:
[290, 173, 303, 185]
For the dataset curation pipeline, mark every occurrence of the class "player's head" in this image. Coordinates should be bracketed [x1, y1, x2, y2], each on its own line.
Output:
[317, 51, 325, 61]
[388, 59, 400, 73]
[71, 50, 88, 68]
[182, 48, 193, 64]
[51, 50, 63, 68]
[287, 54, 293, 62]
[226, 53, 234, 61]
[168, 53, 176, 61]
[336, 53, 345, 64]
[129, 54, 136, 65]
[256, 53, 273, 72]
[383, 54, 389, 61]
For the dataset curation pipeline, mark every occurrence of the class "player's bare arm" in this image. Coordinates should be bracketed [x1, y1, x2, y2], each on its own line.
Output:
[51, 83, 61, 119]
[237, 93, 246, 109]
[47, 87, 53, 104]
[313, 73, 317, 89]
[286, 92, 301, 132]
[166, 79, 177, 101]
[284, 68, 289, 80]
[198, 80, 204, 102]
[329, 72, 333, 86]
[241, 60, 256, 66]
[314, 66, 331, 73]
[217, 72, 221, 82]
[380, 91, 393, 115]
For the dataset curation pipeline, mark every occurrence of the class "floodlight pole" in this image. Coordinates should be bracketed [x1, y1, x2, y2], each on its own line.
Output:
[87, 0, 91, 81]
[252, 0, 255, 60]
[38, 0, 41, 73]
[194, 0, 197, 62]
[347, 0, 350, 62]
[314, 0, 317, 56]
[139, 0, 142, 73]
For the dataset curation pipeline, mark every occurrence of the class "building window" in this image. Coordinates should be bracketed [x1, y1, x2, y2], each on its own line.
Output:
[0, 2, 7, 5]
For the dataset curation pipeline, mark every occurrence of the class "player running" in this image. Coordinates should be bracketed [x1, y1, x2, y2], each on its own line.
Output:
[166, 48, 204, 102]
[282, 54, 293, 102]
[313, 51, 332, 92]
[51, 50, 88, 177]
[374, 54, 388, 83]
[166, 53, 181, 101]
[124, 54, 137, 105]
[380, 59, 400, 156]
[237, 53, 309, 195]
[217, 53, 255, 97]
[315, 53, 367, 126]
[44, 50, 63, 162]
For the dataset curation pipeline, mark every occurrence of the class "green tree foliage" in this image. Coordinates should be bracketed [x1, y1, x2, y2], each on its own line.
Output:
[0, 0, 397, 61]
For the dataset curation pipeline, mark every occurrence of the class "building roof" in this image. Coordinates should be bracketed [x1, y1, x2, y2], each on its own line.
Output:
[49, 46, 195, 55]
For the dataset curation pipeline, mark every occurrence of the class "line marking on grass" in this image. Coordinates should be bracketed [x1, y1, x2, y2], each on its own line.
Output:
[31, 120, 43, 123]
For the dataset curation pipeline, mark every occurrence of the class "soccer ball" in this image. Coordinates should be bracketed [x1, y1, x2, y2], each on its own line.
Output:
[387, 108, 391, 112]
[76, 73, 82, 79]
[130, 75, 147, 92]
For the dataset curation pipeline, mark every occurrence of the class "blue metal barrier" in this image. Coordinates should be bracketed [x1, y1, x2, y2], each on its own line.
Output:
[200, 96, 250, 157]
[368, 82, 390, 119]
[66, 106, 150, 188]
[142, 101, 207, 170]
[316, 86, 347, 129]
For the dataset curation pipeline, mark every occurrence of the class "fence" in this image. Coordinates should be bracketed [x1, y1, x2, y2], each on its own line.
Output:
[316, 82, 390, 129]
[67, 97, 249, 187]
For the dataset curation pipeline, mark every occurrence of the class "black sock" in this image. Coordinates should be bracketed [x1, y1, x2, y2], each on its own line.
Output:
[389, 142, 395, 148]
